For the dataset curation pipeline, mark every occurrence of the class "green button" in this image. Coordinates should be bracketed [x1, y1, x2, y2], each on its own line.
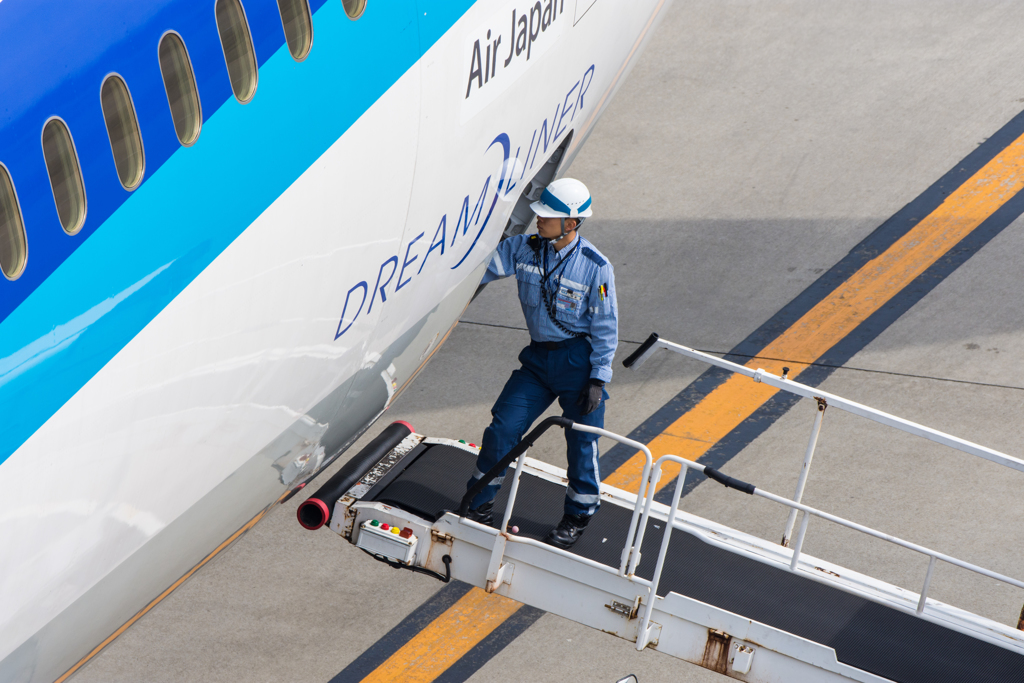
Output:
[459, 440, 466, 443]
[370, 519, 379, 526]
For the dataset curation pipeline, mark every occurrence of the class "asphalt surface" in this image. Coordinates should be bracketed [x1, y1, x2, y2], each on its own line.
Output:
[76, 1, 1024, 681]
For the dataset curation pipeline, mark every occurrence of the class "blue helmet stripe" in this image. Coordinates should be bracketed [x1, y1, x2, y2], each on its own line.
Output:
[540, 187, 590, 216]
[540, 187, 573, 215]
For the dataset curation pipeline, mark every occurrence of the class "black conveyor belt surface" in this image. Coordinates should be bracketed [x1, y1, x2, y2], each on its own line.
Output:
[370, 444, 1024, 683]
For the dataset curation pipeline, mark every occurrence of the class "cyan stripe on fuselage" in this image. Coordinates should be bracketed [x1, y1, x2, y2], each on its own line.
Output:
[0, 0, 476, 467]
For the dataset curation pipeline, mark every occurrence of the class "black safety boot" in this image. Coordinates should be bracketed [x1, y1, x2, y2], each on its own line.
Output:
[465, 501, 494, 526]
[543, 513, 592, 549]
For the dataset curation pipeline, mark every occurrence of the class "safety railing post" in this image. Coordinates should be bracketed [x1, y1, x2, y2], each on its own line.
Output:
[628, 466, 662, 577]
[499, 452, 528, 534]
[562, 423, 653, 577]
[485, 452, 529, 592]
[614, 443, 653, 577]
[788, 510, 811, 571]
[637, 460, 686, 651]
[782, 399, 826, 547]
[917, 556, 937, 614]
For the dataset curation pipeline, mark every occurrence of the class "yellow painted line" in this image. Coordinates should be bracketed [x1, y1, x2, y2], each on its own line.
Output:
[55, 494, 287, 683]
[604, 131, 1024, 494]
[360, 587, 522, 683]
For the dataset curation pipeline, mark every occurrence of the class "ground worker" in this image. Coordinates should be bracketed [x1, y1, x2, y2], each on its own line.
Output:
[464, 177, 617, 549]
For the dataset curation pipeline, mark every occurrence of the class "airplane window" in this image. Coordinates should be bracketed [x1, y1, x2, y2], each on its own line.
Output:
[278, 0, 313, 61]
[216, 0, 258, 103]
[159, 33, 202, 146]
[101, 75, 146, 190]
[41, 118, 87, 235]
[0, 164, 27, 280]
[342, 0, 366, 19]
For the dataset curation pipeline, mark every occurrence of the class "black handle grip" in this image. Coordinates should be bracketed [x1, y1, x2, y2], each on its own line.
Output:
[622, 333, 660, 368]
[702, 466, 756, 495]
[460, 416, 573, 516]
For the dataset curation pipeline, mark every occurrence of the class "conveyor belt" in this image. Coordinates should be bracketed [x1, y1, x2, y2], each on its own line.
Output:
[368, 443, 1024, 683]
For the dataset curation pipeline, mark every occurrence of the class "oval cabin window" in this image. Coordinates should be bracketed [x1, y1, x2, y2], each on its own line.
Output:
[159, 33, 202, 146]
[0, 165, 27, 280]
[342, 0, 366, 19]
[278, 0, 313, 61]
[101, 75, 145, 190]
[41, 118, 87, 235]
[216, 0, 258, 103]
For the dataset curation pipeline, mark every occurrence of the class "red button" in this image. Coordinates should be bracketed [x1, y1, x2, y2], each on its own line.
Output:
[380, 523, 389, 531]
[400, 527, 413, 539]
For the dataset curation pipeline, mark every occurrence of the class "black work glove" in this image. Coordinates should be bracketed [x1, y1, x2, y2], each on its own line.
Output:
[578, 379, 605, 415]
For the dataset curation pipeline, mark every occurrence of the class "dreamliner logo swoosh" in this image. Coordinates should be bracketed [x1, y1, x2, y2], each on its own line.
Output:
[335, 64, 597, 339]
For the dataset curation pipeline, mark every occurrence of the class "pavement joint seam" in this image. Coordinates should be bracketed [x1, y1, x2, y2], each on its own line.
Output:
[460, 320, 1024, 392]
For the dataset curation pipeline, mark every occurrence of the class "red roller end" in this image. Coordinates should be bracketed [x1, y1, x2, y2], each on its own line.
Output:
[296, 498, 330, 530]
[392, 420, 415, 433]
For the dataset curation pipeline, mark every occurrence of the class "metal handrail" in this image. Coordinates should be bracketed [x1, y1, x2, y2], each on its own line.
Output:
[623, 333, 1024, 649]
[632, 453, 1024, 650]
[754, 485, 1024, 593]
[623, 333, 1024, 473]
[460, 416, 654, 579]
[458, 418, 1024, 646]
[570, 423, 653, 576]
[460, 332, 1024, 641]
[460, 415, 572, 517]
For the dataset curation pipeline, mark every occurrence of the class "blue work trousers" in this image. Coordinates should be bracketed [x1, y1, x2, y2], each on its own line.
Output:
[467, 338, 608, 517]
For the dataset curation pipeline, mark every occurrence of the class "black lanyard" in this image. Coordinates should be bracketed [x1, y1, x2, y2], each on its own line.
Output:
[537, 240, 580, 293]
[534, 239, 589, 339]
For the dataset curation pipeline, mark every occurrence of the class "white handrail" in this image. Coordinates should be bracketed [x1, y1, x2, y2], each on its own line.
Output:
[629, 337, 1024, 474]
[481, 332, 1024, 639]
[629, 453, 1024, 642]
[635, 457, 691, 649]
[751, 485, 1024, 591]
[479, 422, 653, 585]
[571, 423, 653, 576]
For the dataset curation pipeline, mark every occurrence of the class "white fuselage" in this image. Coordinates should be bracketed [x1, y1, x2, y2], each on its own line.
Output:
[0, 1, 671, 680]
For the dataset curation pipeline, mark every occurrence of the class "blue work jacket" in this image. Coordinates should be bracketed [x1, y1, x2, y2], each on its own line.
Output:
[482, 233, 618, 382]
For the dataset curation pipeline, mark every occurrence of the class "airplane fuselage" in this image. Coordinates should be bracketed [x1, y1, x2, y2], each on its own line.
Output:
[0, 1, 670, 680]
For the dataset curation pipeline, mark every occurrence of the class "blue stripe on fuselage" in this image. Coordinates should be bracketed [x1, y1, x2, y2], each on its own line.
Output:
[0, 0, 476, 467]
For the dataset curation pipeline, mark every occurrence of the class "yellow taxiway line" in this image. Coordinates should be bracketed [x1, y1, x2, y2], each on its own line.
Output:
[603, 131, 1024, 494]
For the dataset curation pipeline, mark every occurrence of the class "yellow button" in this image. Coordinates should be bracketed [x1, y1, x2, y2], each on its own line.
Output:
[391, 526, 400, 534]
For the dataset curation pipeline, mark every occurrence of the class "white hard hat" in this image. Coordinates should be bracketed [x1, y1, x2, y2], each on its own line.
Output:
[531, 178, 593, 219]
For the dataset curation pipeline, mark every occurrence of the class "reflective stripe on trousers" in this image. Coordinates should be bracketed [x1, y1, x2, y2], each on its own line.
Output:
[467, 338, 608, 517]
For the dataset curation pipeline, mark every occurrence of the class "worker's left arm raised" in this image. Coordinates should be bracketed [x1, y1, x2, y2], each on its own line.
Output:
[480, 234, 526, 285]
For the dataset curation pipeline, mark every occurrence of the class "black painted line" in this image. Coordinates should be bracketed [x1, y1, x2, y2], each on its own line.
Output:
[626, 110, 1024, 503]
[328, 580, 473, 683]
[431, 604, 545, 683]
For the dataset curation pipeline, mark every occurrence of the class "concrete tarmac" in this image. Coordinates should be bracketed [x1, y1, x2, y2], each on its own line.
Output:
[77, 1, 1024, 681]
